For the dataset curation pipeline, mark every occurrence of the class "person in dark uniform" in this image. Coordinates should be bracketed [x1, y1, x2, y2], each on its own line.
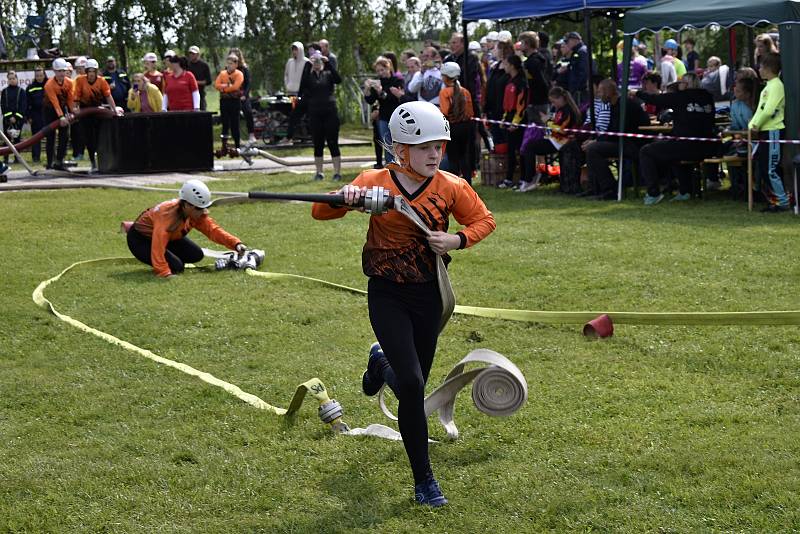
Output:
[25, 67, 47, 163]
[187, 46, 213, 111]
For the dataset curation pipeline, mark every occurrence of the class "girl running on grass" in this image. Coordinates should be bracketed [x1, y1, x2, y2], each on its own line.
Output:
[311, 101, 496, 507]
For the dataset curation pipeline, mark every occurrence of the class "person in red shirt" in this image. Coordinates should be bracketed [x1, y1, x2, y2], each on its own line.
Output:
[312, 101, 495, 508]
[72, 58, 120, 172]
[162, 56, 199, 111]
[127, 180, 246, 277]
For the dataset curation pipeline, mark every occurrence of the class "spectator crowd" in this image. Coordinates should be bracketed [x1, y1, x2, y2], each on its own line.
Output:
[1, 30, 793, 213]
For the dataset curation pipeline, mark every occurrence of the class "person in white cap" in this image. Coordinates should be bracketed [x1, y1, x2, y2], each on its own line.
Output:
[497, 30, 513, 43]
[439, 61, 475, 183]
[187, 45, 212, 110]
[127, 179, 247, 278]
[142, 52, 164, 92]
[312, 101, 495, 509]
[42, 57, 74, 170]
[72, 57, 120, 172]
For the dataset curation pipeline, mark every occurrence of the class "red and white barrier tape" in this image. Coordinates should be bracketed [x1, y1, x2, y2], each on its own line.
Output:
[474, 117, 800, 145]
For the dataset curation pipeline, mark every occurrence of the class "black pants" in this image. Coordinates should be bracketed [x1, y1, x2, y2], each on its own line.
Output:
[639, 140, 715, 197]
[44, 106, 69, 166]
[287, 98, 307, 140]
[199, 91, 207, 111]
[372, 119, 383, 167]
[447, 121, 474, 183]
[522, 138, 559, 182]
[29, 111, 44, 162]
[505, 127, 524, 182]
[127, 226, 204, 274]
[585, 140, 640, 195]
[241, 97, 254, 134]
[80, 113, 100, 165]
[71, 120, 85, 158]
[309, 106, 341, 158]
[368, 277, 442, 485]
[220, 98, 241, 148]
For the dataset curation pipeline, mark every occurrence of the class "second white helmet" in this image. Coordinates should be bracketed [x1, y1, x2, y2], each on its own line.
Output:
[389, 101, 450, 145]
[52, 58, 70, 71]
[179, 179, 213, 208]
[86, 58, 99, 70]
[74, 56, 88, 67]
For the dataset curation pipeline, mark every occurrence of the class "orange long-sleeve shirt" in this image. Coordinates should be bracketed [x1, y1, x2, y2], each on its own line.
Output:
[133, 199, 242, 277]
[43, 77, 74, 116]
[439, 85, 474, 123]
[312, 169, 495, 283]
[214, 69, 244, 95]
[73, 75, 112, 107]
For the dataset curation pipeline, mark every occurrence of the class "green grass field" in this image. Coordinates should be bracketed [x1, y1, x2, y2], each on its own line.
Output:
[2, 173, 799, 532]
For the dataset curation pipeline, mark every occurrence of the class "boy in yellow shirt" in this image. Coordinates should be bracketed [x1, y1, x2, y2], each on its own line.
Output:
[749, 53, 789, 212]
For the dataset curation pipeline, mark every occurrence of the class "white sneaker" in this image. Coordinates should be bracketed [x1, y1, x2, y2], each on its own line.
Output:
[517, 174, 541, 193]
[276, 138, 293, 146]
[517, 180, 540, 193]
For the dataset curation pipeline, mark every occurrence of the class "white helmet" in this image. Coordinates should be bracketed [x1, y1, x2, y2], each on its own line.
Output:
[479, 36, 488, 45]
[179, 179, 213, 208]
[52, 57, 69, 71]
[142, 52, 158, 62]
[498, 30, 513, 43]
[468, 41, 481, 52]
[86, 58, 99, 70]
[486, 31, 499, 41]
[75, 56, 88, 67]
[389, 101, 450, 145]
[440, 61, 461, 79]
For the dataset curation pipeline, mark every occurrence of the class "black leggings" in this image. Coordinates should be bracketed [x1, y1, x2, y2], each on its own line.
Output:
[447, 121, 474, 183]
[80, 114, 99, 164]
[372, 119, 383, 167]
[309, 107, 341, 158]
[241, 97, 255, 134]
[127, 227, 204, 274]
[43, 106, 69, 166]
[220, 98, 242, 148]
[368, 276, 442, 485]
[505, 127, 524, 182]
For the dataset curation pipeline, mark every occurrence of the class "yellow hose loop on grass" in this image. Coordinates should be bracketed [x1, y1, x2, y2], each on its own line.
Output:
[32, 257, 348, 432]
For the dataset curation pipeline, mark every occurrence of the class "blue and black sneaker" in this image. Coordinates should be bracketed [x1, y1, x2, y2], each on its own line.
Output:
[414, 477, 448, 508]
[361, 342, 388, 396]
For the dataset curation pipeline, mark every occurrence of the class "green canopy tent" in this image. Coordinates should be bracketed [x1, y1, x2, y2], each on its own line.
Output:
[617, 0, 800, 203]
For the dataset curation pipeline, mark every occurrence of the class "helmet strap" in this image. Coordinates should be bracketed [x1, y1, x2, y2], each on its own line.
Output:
[385, 143, 444, 183]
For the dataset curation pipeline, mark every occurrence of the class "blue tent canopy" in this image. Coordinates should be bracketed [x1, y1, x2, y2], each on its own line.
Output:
[462, 0, 650, 21]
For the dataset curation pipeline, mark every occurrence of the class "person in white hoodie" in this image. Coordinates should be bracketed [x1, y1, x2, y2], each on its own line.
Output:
[284, 41, 309, 95]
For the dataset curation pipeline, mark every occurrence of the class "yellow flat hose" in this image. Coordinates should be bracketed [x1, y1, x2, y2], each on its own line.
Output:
[32, 258, 800, 441]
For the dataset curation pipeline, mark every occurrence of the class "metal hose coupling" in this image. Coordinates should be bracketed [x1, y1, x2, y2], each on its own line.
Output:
[318, 399, 350, 433]
[363, 186, 392, 215]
